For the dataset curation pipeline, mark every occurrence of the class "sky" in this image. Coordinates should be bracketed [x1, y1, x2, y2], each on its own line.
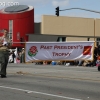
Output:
[0, 0, 100, 22]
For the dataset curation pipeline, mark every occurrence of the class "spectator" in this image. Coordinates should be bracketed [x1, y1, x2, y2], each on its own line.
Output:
[12, 51, 16, 63]
[77, 60, 84, 66]
[16, 52, 21, 63]
[9, 53, 13, 63]
[20, 48, 25, 63]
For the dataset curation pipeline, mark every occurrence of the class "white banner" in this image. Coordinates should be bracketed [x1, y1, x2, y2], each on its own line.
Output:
[25, 41, 94, 62]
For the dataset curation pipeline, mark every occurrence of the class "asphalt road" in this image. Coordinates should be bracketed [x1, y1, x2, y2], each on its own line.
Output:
[0, 64, 100, 100]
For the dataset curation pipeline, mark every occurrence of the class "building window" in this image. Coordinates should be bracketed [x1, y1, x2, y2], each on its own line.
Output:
[9, 20, 13, 40]
[57, 37, 66, 42]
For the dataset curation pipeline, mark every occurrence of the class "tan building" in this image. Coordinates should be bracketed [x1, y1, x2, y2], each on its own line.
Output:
[29, 15, 100, 46]
[41, 15, 100, 45]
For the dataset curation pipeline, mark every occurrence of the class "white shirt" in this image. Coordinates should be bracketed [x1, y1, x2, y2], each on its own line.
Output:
[2, 37, 8, 46]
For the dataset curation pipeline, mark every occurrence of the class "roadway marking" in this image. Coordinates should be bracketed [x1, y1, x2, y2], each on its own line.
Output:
[0, 85, 82, 100]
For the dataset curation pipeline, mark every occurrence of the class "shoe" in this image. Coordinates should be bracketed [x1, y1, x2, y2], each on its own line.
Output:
[1, 75, 7, 78]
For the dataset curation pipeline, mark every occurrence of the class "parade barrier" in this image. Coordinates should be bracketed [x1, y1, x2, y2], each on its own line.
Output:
[25, 41, 94, 63]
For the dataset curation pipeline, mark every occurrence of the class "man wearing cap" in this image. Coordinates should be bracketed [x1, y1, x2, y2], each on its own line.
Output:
[0, 29, 12, 78]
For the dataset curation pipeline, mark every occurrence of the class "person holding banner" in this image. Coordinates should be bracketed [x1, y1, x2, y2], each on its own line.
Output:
[0, 29, 12, 78]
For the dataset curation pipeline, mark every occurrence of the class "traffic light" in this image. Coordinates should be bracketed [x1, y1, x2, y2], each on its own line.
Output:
[55, 6, 59, 16]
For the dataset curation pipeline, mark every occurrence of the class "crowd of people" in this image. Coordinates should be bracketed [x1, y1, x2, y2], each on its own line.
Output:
[8, 45, 100, 68]
[8, 48, 25, 64]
